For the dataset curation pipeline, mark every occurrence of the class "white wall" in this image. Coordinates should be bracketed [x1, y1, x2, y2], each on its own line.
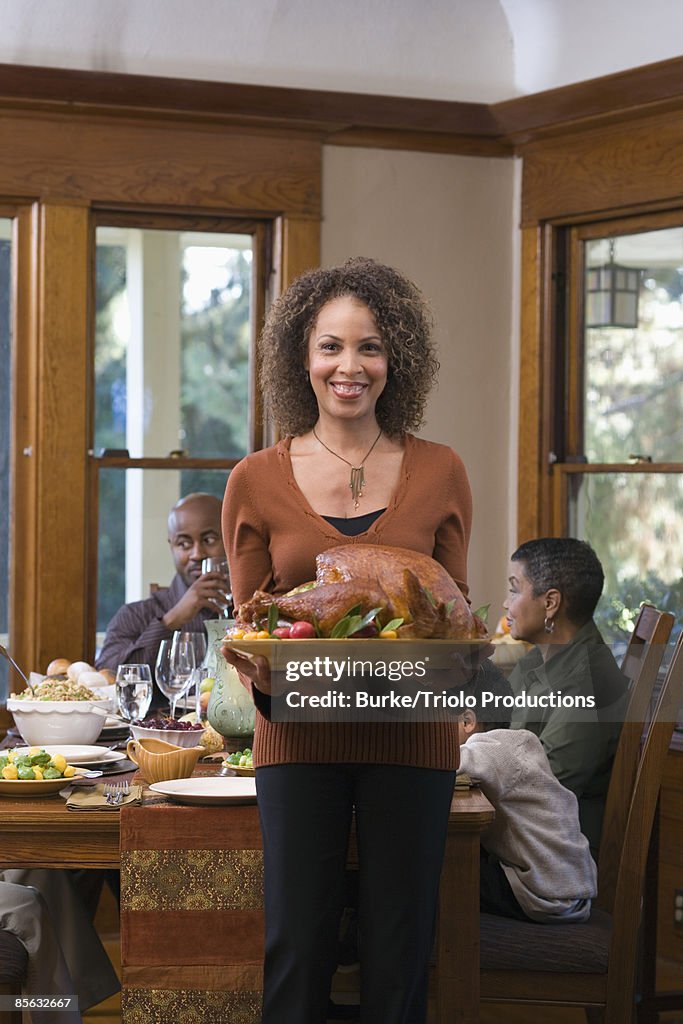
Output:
[322, 147, 517, 611]
[500, 0, 683, 95]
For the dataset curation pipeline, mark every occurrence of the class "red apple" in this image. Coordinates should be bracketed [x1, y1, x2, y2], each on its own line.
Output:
[272, 626, 292, 639]
[289, 621, 317, 639]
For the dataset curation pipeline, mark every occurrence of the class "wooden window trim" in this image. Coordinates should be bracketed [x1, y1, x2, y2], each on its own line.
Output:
[551, 463, 683, 535]
[517, 113, 683, 543]
[0, 89, 320, 676]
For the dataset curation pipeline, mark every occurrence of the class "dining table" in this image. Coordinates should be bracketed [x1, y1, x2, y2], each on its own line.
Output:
[0, 759, 494, 1024]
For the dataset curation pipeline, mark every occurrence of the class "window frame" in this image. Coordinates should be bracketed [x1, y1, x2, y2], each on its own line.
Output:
[0, 100, 321, 684]
[86, 210, 273, 649]
[546, 209, 683, 536]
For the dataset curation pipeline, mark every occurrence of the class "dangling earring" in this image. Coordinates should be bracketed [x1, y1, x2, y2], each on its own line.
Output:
[544, 617, 555, 635]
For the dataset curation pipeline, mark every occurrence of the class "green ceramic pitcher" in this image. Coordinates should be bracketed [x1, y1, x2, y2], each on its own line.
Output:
[203, 620, 256, 739]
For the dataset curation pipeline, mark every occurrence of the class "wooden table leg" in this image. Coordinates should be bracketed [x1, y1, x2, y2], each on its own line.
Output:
[435, 827, 482, 1023]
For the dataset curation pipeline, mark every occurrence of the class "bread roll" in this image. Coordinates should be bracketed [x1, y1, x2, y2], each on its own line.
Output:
[67, 660, 93, 682]
[46, 657, 70, 677]
[77, 670, 110, 689]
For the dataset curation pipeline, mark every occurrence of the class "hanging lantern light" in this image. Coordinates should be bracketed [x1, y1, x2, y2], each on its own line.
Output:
[585, 239, 642, 328]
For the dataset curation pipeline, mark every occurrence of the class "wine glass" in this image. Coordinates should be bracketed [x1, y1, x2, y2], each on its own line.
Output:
[166, 633, 196, 720]
[173, 631, 207, 714]
[201, 557, 232, 617]
[174, 630, 207, 666]
[154, 639, 172, 714]
[115, 664, 153, 723]
[194, 665, 214, 727]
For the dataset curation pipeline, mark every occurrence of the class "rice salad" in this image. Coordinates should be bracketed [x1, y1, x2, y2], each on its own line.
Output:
[14, 679, 97, 701]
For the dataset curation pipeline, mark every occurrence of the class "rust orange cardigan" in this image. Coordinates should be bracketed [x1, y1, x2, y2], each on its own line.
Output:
[222, 434, 473, 770]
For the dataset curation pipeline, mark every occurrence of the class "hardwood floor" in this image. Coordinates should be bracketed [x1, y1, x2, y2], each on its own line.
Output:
[83, 949, 683, 1024]
[84, 886, 683, 1024]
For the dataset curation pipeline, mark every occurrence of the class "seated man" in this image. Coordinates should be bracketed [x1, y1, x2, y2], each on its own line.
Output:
[504, 537, 629, 853]
[0, 874, 120, 1023]
[97, 492, 229, 702]
[457, 661, 597, 923]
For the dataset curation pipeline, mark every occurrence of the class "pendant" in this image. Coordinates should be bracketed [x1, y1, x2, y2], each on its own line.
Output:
[349, 466, 365, 510]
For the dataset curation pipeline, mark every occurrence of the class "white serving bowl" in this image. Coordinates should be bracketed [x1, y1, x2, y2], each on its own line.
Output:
[6, 698, 113, 746]
[129, 721, 206, 749]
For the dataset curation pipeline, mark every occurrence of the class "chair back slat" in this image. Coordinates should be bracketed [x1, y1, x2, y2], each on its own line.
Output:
[596, 605, 674, 911]
[605, 632, 683, 1017]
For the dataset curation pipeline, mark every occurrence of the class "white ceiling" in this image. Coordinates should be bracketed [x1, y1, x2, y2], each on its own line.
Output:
[0, 0, 682, 102]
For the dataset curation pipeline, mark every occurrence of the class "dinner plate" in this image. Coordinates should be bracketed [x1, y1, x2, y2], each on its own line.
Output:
[13, 745, 128, 767]
[0, 777, 71, 797]
[102, 716, 130, 731]
[149, 776, 257, 805]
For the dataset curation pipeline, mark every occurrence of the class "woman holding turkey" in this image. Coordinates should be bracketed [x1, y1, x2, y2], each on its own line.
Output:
[222, 257, 475, 1024]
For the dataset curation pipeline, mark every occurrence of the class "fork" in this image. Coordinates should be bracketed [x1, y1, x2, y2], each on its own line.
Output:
[103, 783, 120, 805]
[103, 782, 130, 805]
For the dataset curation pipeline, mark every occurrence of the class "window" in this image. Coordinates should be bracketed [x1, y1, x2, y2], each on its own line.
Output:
[0, 85, 320, 679]
[551, 217, 683, 645]
[91, 217, 269, 650]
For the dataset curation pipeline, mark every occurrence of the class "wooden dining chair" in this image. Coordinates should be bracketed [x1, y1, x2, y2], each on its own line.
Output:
[477, 628, 683, 1024]
[596, 604, 674, 908]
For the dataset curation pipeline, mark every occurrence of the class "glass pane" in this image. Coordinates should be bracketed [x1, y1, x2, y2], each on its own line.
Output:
[567, 471, 683, 648]
[583, 228, 683, 462]
[96, 468, 230, 650]
[94, 227, 253, 459]
[0, 218, 11, 699]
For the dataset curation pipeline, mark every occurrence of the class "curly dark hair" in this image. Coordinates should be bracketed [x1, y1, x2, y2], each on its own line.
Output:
[512, 538, 605, 626]
[258, 256, 440, 437]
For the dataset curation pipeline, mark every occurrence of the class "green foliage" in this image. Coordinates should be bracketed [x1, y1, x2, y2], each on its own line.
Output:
[180, 249, 251, 459]
[579, 267, 683, 653]
[585, 277, 683, 464]
[594, 571, 683, 647]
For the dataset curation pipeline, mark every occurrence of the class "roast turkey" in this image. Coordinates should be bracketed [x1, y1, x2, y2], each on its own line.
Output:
[237, 544, 487, 640]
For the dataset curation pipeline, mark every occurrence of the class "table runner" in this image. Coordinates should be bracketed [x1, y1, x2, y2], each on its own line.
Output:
[119, 799, 264, 1024]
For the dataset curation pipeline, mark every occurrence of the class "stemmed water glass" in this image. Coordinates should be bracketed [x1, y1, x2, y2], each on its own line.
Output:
[174, 630, 207, 667]
[173, 631, 207, 714]
[115, 664, 153, 723]
[166, 633, 196, 720]
[154, 639, 173, 714]
[154, 638, 194, 719]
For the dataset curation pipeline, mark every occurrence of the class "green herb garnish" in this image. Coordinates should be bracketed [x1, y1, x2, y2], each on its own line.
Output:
[473, 603, 490, 623]
[331, 606, 383, 639]
[267, 602, 279, 636]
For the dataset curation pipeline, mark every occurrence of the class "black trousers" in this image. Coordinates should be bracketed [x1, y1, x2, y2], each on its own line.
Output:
[256, 763, 457, 1024]
[479, 849, 533, 921]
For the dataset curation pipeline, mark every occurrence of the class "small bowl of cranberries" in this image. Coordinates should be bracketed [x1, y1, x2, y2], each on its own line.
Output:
[130, 715, 205, 749]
